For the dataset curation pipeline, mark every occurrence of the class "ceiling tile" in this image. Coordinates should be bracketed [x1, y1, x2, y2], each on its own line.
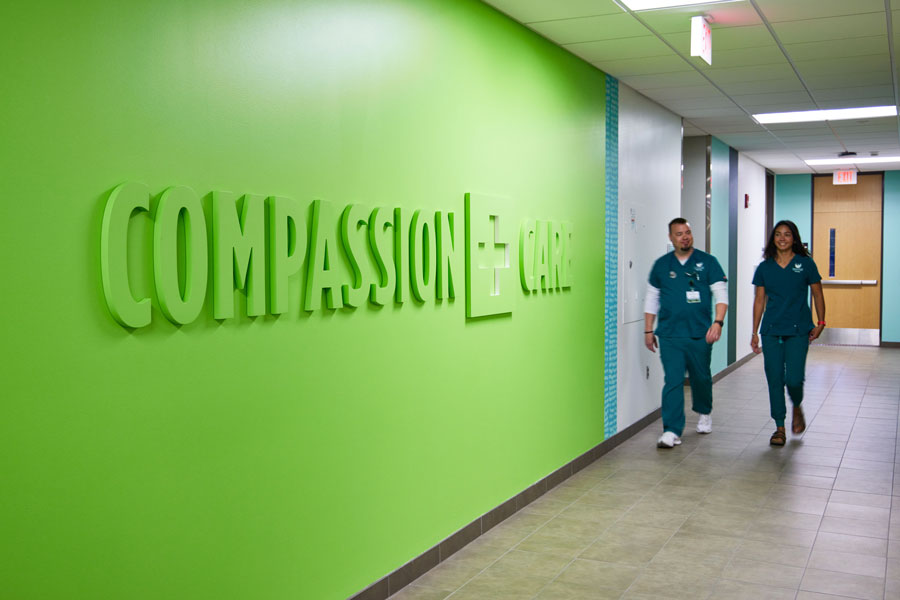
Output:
[804, 71, 892, 88]
[527, 13, 648, 44]
[717, 78, 806, 95]
[705, 63, 797, 83]
[813, 84, 895, 100]
[639, 82, 727, 101]
[769, 13, 888, 45]
[618, 70, 708, 89]
[792, 54, 892, 78]
[564, 35, 672, 62]
[678, 107, 748, 118]
[781, 35, 888, 61]
[482, 0, 622, 24]
[754, 0, 886, 23]
[593, 55, 693, 78]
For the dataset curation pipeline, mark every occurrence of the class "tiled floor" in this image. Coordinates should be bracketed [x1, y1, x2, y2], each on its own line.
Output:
[390, 346, 900, 600]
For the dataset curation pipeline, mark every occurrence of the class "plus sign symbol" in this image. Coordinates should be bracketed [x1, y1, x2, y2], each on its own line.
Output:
[465, 192, 516, 318]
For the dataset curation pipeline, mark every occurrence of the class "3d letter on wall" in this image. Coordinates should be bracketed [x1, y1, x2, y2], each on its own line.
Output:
[562, 221, 574, 287]
[533, 220, 551, 291]
[340, 203, 370, 308]
[268, 195, 307, 315]
[304, 199, 344, 311]
[212, 192, 266, 319]
[368, 207, 395, 306]
[435, 211, 457, 300]
[409, 209, 435, 302]
[549, 221, 563, 290]
[465, 193, 515, 318]
[101, 182, 152, 328]
[519, 219, 536, 292]
[393, 208, 407, 304]
[153, 186, 208, 325]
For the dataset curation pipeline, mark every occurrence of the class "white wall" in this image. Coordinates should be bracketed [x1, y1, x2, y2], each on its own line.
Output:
[736, 154, 767, 356]
[682, 136, 707, 251]
[617, 84, 683, 433]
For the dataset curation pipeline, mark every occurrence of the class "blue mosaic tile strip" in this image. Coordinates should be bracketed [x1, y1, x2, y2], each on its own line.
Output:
[604, 75, 619, 440]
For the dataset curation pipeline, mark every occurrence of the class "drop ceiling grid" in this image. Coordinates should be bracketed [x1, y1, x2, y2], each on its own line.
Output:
[479, 0, 900, 173]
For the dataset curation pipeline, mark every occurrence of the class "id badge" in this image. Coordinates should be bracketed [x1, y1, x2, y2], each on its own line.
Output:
[686, 290, 700, 303]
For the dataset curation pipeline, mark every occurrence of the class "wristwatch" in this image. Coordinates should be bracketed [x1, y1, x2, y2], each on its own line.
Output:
[714, 320, 724, 327]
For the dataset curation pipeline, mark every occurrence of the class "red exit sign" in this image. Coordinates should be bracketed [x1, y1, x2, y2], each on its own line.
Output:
[833, 170, 857, 185]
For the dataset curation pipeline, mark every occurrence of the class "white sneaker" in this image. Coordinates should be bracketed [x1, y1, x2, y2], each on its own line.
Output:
[657, 431, 682, 448]
[697, 414, 712, 434]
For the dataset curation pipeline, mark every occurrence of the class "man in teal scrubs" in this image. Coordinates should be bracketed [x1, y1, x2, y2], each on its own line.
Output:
[644, 218, 728, 448]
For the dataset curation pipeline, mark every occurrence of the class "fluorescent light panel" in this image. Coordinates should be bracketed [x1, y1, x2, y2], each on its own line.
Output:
[754, 106, 897, 124]
[618, 0, 738, 10]
[805, 156, 900, 166]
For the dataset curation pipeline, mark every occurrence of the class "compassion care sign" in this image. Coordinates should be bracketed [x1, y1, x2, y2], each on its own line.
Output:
[100, 182, 573, 328]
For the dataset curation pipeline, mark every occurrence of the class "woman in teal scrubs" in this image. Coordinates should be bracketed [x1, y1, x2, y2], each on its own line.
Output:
[751, 220, 826, 446]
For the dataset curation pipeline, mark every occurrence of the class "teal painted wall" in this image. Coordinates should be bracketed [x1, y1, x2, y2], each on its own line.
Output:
[774, 174, 812, 246]
[709, 137, 730, 375]
[0, 1, 608, 599]
[883, 172, 900, 342]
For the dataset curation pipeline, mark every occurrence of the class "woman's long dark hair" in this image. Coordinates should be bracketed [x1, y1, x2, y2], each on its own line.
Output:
[764, 220, 809, 259]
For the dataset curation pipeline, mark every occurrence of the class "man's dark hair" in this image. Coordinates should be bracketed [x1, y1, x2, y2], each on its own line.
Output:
[763, 220, 809, 259]
[668, 217, 688, 233]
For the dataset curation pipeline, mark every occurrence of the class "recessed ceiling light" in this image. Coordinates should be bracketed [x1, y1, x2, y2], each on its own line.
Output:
[617, 0, 738, 11]
[753, 106, 897, 124]
[805, 156, 900, 166]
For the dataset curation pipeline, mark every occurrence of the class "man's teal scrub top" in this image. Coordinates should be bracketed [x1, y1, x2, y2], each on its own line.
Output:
[648, 249, 727, 338]
[752, 254, 822, 336]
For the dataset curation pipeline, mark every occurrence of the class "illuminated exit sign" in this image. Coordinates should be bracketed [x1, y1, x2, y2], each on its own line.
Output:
[691, 16, 711, 65]
[833, 170, 857, 185]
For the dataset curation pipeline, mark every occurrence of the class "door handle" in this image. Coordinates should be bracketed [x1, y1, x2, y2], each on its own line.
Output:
[821, 280, 877, 285]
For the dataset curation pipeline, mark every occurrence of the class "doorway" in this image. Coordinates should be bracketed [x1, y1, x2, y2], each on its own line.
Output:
[811, 173, 883, 345]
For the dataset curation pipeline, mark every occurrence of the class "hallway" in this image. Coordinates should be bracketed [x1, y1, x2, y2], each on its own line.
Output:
[391, 346, 900, 600]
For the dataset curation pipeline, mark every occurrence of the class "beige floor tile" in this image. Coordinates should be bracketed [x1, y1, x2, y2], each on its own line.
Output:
[578, 539, 662, 566]
[723, 556, 803, 588]
[807, 548, 887, 578]
[709, 578, 796, 600]
[819, 515, 890, 539]
[736, 538, 811, 567]
[647, 546, 729, 579]
[533, 580, 622, 600]
[828, 490, 893, 508]
[624, 569, 716, 599]
[387, 584, 450, 600]
[753, 507, 823, 531]
[554, 559, 640, 591]
[824, 501, 891, 524]
[813, 531, 888, 557]
[799, 568, 885, 600]
[663, 530, 742, 555]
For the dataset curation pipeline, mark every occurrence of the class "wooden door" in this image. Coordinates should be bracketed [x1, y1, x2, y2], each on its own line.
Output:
[812, 174, 882, 329]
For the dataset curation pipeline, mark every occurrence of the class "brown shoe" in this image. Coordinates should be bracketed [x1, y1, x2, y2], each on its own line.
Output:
[792, 406, 806, 434]
[770, 427, 786, 446]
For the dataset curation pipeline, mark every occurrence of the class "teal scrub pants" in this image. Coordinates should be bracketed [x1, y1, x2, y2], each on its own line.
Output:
[658, 337, 713, 436]
[761, 334, 809, 427]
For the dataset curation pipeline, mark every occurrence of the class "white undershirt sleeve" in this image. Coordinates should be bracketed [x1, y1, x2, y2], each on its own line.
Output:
[711, 281, 729, 305]
[644, 283, 660, 315]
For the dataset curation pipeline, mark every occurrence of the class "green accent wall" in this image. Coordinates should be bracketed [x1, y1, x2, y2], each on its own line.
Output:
[774, 174, 812, 246]
[0, 2, 607, 599]
[709, 137, 730, 374]
[883, 172, 900, 343]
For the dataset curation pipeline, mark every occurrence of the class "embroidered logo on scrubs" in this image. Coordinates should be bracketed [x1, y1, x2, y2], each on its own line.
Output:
[792, 263, 803, 273]
[669, 271, 677, 278]
[695, 262, 705, 271]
